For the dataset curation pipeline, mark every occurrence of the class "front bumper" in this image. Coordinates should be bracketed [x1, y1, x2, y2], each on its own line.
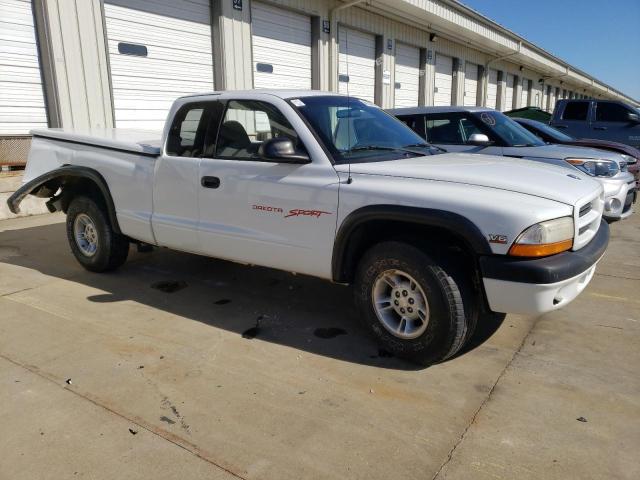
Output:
[600, 174, 636, 220]
[479, 220, 609, 315]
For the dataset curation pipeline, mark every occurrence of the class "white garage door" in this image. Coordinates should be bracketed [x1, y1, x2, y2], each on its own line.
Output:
[339, 27, 376, 103]
[104, 0, 214, 130]
[433, 53, 453, 106]
[252, 2, 311, 90]
[463, 61, 478, 107]
[521, 79, 530, 107]
[394, 43, 420, 107]
[486, 69, 498, 109]
[504, 73, 515, 111]
[0, 0, 48, 134]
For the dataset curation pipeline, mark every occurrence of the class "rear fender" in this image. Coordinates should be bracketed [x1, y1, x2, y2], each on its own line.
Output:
[6, 165, 121, 234]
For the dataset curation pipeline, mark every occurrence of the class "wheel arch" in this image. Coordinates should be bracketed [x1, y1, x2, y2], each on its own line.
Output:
[332, 205, 492, 284]
[7, 165, 122, 234]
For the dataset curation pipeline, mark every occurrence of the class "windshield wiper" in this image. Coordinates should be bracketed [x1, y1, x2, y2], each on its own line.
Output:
[403, 142, 446, 153]
[345, 145, 423, 156]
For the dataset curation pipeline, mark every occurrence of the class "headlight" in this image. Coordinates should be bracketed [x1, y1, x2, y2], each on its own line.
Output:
[566, 158, 619, 177]
[509, 217, 574, 257]
[619, 154, 633, 170]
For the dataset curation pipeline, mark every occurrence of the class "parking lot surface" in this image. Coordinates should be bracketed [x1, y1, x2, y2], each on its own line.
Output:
[1, 212, 638, 480]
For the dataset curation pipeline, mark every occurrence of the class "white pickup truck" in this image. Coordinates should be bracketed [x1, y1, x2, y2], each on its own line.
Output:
[8, 90, 609, 365]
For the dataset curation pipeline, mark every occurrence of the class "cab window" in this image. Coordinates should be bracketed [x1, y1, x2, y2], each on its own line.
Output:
[214, 100, 303, 159]
[561, 102, 589, 121]
[166, 102, 224, 157]
[595, 102, 631, 122]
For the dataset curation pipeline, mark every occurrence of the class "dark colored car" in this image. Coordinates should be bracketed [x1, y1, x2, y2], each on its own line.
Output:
[504, 107, 552, 123]
[514, 117, 640, 185]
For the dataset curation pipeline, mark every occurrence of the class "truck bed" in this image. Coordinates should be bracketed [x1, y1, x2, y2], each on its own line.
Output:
[30, 128, 162, 157]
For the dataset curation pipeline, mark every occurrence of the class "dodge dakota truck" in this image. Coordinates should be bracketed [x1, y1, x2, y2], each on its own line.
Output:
[8, 91, 609, 365]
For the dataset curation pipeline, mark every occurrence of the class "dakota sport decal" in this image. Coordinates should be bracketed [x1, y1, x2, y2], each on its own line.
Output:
[252, 205, 331, 219]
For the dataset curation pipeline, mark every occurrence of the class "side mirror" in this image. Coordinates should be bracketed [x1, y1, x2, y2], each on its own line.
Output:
[628, 112, 640, 124]
[467, 133, 492, 146]
[258, 137, 310, 164]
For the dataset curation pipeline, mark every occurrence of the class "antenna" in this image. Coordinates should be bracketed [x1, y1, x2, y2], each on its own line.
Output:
[345, 28, 353, 185]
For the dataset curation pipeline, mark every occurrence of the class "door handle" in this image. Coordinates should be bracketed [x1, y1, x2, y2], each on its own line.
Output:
[555, 125, 568, 129]
[201, 176, 220, 189]
[594, 126, 607, 130]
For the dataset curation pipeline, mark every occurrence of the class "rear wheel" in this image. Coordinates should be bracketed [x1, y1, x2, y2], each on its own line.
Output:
[354, 241, 470, 365]
[66, 196, 129, 272]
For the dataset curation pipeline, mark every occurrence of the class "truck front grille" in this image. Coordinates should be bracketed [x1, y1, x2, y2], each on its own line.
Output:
[573, 189, 604, 251]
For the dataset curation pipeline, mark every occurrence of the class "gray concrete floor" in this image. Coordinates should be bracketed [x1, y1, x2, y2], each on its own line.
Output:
[0, 212, 638, 480]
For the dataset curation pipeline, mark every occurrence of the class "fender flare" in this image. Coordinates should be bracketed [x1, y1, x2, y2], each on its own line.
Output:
[331, 205, 492, 283]
[7, 165, 122, 234]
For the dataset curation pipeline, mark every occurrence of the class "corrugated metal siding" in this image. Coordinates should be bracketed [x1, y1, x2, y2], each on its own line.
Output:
[43, 0, 113, 129]
[251, 2, 312, 90]
[463, 61, 478, 106]
[486, 68, 498, 109]
[0, 0, 48, 134]
[104, 0, 214, 130]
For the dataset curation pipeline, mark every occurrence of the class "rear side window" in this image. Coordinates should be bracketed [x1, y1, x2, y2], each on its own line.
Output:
[595, 102, 630, 122]
[562, 102, 589, 121]
[425, 117, 464, 144]
[166, 102, 224, 157]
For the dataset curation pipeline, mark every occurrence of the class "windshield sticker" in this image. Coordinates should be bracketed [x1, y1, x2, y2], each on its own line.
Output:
[480, 112, 496, 126]
[291, 99, 305, 107]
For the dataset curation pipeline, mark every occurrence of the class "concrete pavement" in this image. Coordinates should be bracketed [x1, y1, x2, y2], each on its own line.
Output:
[0, 212, 638, 479]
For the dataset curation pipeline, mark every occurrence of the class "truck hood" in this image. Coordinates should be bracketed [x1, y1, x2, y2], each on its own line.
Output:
[505, 144, 625, 164]
[335, 153, 601, 206]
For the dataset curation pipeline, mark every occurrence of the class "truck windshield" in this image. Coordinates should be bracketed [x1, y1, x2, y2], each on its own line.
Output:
[473, 111, 545, 147]
[292, 96, 438, 164]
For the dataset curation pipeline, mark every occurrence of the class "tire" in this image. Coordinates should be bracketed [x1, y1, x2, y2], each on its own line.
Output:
[66, 195, 129, 272]
[354, 241, 469, 366]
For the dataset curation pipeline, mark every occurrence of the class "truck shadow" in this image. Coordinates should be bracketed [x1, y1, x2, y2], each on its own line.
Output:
[1, 221, 504, 370]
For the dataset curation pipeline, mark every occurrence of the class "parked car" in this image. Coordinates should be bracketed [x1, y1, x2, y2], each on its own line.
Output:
[504, 107, 552, 123]
[8, 91, 608, 365]
[550, 99, 640, 149]
[389, 106, 635, 220]
[514, 117, 640, 188]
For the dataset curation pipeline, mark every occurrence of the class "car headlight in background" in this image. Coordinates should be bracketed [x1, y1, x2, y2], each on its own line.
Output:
[509, 217, 574, 257]
[565, 158, 619, 177]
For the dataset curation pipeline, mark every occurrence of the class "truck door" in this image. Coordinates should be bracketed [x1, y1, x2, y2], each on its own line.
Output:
[550, 100, 592, 139]
[197, 98, 340, 279]
[152, 101, 224, 253]
[591, 101, 640, 148]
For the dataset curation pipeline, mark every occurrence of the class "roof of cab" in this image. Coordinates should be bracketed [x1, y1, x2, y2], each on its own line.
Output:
[387, 106, 494, 115]
[177, 90, 345, 101]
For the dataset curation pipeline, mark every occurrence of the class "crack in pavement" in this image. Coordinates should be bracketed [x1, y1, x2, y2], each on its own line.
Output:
[0, 353, 248, 480]
[431, 315, 544, 480]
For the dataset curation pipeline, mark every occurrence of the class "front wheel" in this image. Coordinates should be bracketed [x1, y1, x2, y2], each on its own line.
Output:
[66, 196, 129, 272]
[354, 241, 469, 366]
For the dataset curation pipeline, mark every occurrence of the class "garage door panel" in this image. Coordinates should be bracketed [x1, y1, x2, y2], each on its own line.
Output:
[433, 53, 453, 106]
[339, 27, 376, 103]
[0, 0, 48, 134]
[252, 2, 311, 90]
[394, 43, 420, 107]
[104, 0, 214, 130]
